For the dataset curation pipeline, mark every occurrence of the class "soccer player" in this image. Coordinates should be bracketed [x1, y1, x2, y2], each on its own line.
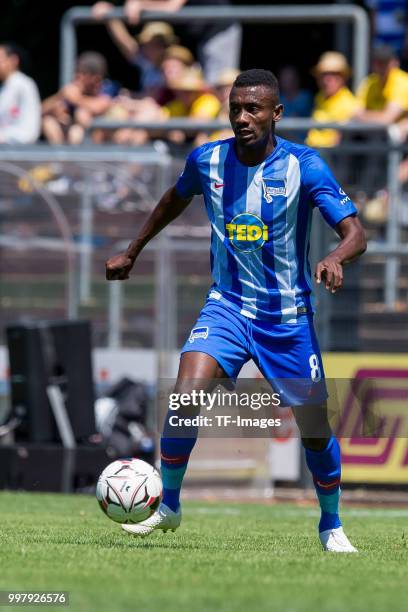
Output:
[106, 69, 366, 552]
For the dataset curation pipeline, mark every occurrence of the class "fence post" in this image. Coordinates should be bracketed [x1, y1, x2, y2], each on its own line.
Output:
[385, 128, 402, 308]
[107, 280, 123, 348]
[79, 173, 94, 303]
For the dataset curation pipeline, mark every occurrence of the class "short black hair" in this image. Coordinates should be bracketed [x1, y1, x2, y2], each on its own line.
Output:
[232, 69, 279, 98]
[0, 42, 25, 66]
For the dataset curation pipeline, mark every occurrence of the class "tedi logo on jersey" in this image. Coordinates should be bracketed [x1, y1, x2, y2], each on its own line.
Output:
[261, 178, 286, 203]
[339, 187, 351, 205]
[225, 213, 268, 252]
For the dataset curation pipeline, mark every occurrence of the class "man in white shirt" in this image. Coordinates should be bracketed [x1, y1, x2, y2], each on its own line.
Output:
[0, 43, 41, 144]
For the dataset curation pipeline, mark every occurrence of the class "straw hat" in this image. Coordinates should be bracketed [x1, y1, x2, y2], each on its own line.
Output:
[312, 52, 351, 78]
[164, 45, 195, 66]
[138, 22, 177, 45]
[215, 68, 241, 87]
[169, 67, 206, 91]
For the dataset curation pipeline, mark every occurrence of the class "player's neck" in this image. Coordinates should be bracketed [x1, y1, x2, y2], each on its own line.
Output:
[234, 132, 277, 167]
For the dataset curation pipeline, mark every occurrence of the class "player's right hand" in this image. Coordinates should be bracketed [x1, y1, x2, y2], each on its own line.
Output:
[106, 252, 134, 281]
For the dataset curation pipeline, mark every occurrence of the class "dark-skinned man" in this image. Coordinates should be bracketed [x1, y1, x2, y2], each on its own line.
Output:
[106, 69, 366, 552]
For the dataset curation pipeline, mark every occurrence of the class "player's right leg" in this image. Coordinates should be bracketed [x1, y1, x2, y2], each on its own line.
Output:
[122, 352, 228, 537]
[122, 299, 250, 537]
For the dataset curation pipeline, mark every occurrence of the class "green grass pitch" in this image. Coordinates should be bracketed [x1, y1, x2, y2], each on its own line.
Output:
[1, 492, 407, 612]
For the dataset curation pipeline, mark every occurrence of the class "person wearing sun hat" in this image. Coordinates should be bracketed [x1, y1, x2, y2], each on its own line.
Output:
[306, 51, 358, 148]
[161, 66, 220, 144]
[164, 66, 220, 119]
[157, 44, 197, 105]
[354, 45, 408, 124]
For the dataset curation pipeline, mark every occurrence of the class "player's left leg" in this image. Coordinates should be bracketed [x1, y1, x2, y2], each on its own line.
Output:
[292, 405, 357, 553]
[250, 315, 357, 553]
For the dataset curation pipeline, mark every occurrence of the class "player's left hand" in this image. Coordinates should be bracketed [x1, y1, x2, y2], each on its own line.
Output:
[315, 255, 343, 293]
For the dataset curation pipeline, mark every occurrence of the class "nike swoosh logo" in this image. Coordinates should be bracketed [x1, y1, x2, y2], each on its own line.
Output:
[214, 182, 224, 189]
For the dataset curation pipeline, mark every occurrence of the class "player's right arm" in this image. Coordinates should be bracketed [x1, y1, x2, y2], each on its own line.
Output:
[106, 186, 193, 280]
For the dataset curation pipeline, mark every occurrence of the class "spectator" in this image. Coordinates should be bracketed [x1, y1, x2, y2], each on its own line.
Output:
[94, 6, 177, 98]
[163, 66, 220, 143]
[92, 0, 241, 85]
[355, 46, 408, 225]
[278, 66, 313, 118]
[354, 45, 408, 124]
[306, 52, 358, 148]
[158, 44, 196, 105]
[278, 65, 313, 142]
[0, 42, 41, 144]
[42, 52, 116, 144]
[164, 66, 220, 118]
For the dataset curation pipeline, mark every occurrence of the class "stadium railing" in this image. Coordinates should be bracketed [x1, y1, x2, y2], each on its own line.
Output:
[60, 4, 369, 92]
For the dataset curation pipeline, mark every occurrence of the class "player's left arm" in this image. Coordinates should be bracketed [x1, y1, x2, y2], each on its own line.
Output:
[303, 151, 367, 293]
[315, 215, 366, 293]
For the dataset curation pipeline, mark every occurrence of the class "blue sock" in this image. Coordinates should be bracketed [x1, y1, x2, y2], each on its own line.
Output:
[304, 436, 342, 533]
[160, 413, 198, 512]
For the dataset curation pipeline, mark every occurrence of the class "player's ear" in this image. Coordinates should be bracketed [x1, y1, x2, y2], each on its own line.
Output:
[273, 104, 284, 122]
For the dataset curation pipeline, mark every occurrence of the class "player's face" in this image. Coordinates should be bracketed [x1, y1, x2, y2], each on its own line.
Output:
[229, 85, 283, 147]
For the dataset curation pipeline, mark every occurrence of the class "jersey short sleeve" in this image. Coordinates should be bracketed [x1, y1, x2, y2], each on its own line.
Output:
[301, 151, 358, 227]
[175, 148, 203, 199]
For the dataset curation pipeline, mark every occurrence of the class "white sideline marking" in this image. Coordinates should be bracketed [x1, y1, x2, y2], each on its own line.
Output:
[186, 507, 408, 518]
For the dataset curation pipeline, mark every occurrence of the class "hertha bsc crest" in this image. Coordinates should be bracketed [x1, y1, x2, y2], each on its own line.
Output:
[262, 178, 287, 203]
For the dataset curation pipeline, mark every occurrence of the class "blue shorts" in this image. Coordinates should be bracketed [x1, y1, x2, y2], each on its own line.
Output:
[181, 298, 328, 406]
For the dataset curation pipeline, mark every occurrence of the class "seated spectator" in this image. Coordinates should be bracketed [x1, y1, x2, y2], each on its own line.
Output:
[42, 52, 117, 144]
[278, 65, 313, 118]
[355, 46, 408, 225]
[96, 46, 196, 146]
[158, 44, 196, 105]
[163, 66, 220, 143]
[354, 45, 408, 124]
[306, 52, 358, 148]
[165, 67, 220, 118]
[0, 42, 41, 144]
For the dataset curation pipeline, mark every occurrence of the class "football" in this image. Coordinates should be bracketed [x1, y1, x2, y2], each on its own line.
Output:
[96, 458, 162, 524]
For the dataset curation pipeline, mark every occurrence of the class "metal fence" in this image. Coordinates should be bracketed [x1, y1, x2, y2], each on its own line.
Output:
[60, 4, 369, 91]
[0, 143, 171, 348]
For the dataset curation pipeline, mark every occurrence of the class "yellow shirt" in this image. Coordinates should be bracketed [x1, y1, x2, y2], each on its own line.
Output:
[306, 86, 358, 148]
[357, 66, 408, 112]
[165, 93, 220, 119]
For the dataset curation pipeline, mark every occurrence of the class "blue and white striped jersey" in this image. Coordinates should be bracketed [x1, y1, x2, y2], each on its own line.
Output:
[176, 136, 357, 322]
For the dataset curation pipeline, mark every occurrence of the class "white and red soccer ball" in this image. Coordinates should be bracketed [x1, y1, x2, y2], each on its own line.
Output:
[96, 458, 162, 524]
